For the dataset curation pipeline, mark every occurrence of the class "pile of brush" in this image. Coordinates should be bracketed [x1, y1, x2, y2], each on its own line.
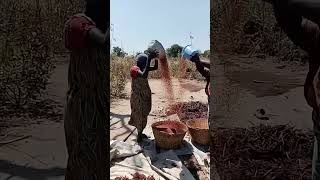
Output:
[211, 125, 313, 180]
[166, 101, 208, 122]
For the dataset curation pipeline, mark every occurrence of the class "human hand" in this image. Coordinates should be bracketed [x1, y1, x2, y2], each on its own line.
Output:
[190, 53, 200, 63]
[146, 48, 159, 59]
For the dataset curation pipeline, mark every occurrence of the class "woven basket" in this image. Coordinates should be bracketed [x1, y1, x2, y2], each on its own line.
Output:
[151, 120, 188, 149]
[186, 119, 210, 145]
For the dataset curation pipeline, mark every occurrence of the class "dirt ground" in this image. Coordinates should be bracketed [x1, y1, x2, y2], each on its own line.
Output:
[0, 57, 68, 180]
[0, 53, 311, 179]
[110, 72, 210, 180]
[211, 54, 312, 130]
[110, 77, 208, 141]
[0, 55, 209, 180]
[209, 54, 313, 179]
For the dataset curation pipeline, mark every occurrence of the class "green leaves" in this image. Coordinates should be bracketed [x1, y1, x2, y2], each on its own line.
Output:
[112, 47, 127, 58]
[166, 44, 183, 58]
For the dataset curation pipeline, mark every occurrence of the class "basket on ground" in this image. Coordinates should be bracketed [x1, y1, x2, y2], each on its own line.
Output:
[151, 120, 188, 149]
[186, 119, 210, 145]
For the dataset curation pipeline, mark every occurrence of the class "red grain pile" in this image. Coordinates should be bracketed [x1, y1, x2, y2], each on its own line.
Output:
[154, 123, 186, 134]
[154, 124, 178, 134]
[166, 101, 208, 121]
[115, 172, 155, 180]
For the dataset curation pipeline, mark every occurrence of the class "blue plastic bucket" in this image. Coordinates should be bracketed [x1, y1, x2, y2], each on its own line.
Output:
[181, 45, 199, 60]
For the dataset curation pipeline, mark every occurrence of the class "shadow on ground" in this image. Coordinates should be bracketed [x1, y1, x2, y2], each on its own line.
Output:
[0, 160, 64, 180]
[110, 112, 134, 140]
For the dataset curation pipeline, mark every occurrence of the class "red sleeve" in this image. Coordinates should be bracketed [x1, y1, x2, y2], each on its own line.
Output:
[64, 15, 96, 50]
[130, 66, 140, 79]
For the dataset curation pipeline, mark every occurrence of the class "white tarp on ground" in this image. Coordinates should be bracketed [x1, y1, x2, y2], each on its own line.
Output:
[110, 140, 142, 161]
[143, 149, 196, 180]
[110, 140, 195, 180]
[110, 139, 211, 180]
[110, 153, 165, 180]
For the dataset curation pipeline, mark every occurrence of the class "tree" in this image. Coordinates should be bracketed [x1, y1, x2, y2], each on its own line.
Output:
[203, 50, 210, 58]
[166, 44, 183, 58]
[112, 46, 127, 57]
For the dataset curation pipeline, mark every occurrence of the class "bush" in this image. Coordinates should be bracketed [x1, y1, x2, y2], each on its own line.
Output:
[110, 57, 204, 99]
[110, 57, 134, 99]
[211, 0, 308, 62]
[0, 0, 84, 108]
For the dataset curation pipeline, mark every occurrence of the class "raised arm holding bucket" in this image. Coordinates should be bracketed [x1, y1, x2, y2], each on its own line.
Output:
[129, 43, 160, 142]
[181, 45, 210, 110]
[63, 0, 108, 178]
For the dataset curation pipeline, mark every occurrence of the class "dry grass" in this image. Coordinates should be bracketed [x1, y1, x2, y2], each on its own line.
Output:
[0, 0, 83, 112]
[211, 125, 313, 180]
[110, 56, 205, 99]
[211, 0, 308, 62]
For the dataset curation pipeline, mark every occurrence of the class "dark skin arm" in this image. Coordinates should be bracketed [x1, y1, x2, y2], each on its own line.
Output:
[192, 55, 210, 96]
[88, 27, 108, 47]
[199, 59, 210, 69]
[136, 50, 159, 78]
[191, 54, 210, 80]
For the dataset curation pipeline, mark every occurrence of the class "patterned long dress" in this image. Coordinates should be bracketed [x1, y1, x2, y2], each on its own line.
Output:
[64, 14, 108, 180]
[205, 80, 210, 119]
[129, 67, 152, 134]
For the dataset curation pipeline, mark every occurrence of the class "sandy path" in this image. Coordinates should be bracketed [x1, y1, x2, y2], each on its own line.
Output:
[0, 57, 68, 180]
[211, 54, 312, 130]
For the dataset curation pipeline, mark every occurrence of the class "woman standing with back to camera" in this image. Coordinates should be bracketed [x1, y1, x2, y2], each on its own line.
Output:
[64, 0, 108, 179]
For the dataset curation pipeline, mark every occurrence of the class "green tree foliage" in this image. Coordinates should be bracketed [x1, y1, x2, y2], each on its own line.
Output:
[112, 46, 127, 58]
[203, 50, 210, 58]
[166, 44, 183, 58]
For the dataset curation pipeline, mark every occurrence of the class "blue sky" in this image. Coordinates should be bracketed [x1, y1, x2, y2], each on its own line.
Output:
[111, 0, 210, 55]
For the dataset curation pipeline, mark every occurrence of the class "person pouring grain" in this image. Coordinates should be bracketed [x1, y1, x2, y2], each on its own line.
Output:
[182, 45, 210, 117]
[63, 0, 108, 178]
[130, 49, 159, 142]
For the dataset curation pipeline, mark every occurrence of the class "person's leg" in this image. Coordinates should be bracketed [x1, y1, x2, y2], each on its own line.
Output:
[137, 116, 149, 142]
[312, 110, 320, 180]
[137, 131, 148, 142]
[137, 130, 143, 142]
